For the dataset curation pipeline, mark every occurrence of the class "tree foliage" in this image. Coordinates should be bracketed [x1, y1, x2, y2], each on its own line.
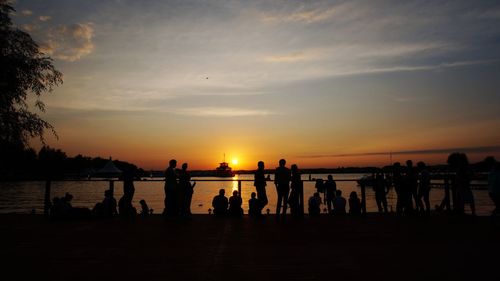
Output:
[0, 1, 63, 147]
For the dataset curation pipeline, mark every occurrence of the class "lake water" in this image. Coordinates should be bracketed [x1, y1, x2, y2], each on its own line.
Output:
[0, 174, 494, 215]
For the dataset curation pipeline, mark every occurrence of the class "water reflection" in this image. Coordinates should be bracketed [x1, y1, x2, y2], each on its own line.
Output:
[0, 174, 494, 215]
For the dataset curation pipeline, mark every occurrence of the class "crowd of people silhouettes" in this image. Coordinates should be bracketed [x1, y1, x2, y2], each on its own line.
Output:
[47, 153, 500, 219]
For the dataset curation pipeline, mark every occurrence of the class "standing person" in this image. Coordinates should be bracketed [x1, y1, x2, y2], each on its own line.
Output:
[487, 159, 500, 216]
[405, 160, 417, 214]
[179, 163, 196, 217]
[274, 159, 291, 219]
[392, 162, 405, 215]
[373, 171, 388, 213]
[119, 168, 136, 216]
[289, 164, 303, 218]
[324, 175, 337, 214]
[254, 161, 268, 215]
[417, 162, 431, 216]
[448, 153, 476, 216]
[164, 159, 179, 216]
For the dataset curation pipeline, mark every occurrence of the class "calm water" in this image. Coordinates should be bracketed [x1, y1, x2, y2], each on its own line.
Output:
[0, 174, 494, 215]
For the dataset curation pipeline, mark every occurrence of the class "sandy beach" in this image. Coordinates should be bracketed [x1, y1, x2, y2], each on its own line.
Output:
[2, 214, 500, 281]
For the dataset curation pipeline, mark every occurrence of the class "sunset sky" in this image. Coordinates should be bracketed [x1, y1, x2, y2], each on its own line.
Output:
[12, 0, 500, 170]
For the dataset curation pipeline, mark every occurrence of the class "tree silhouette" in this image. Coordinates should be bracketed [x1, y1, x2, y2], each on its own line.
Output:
[0, 1, 63, 148]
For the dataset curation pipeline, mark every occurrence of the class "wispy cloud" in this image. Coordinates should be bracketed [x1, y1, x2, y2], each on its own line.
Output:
[261, 5, 341, 24]
[39, 15, 51, 22]
[21, 9, 32, 16]
[39, 23, 95, 62]
[171, 107, 276, 117]
[298, 145, 500, 158]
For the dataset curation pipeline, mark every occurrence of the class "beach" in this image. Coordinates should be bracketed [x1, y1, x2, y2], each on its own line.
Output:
[3, 214, 500, 281]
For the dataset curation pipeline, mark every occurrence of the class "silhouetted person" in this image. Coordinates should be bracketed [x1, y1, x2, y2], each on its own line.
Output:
[308, 192, 321, 216]
[417, 162, 431, 216]
[248, 192, 260, 217]
[119, 169, 136, 217]
[405, 160, 418, 213]
[448, 153, 476, 216]
[254, 161, 268, 214]
[315, 178, 325, 200]
[229, 190, 243, 217]
[324, 175, 337, 214]
[140, 199, 151, 217]
[52, 193, 91, 219]
[392, 162, 405, 215]
[289, 164, 303, 218]
[373, 171, 388, 213]
[487, 158, 500, 216]
[274, 159, 291, 219]
[164, 159, 179, 216]
[349, 191, 362, 215]
[334, 190, 346, 215]
[179, 163, 196, 216]
[212, 189, 228, 217]
[92, 189, 117, 217]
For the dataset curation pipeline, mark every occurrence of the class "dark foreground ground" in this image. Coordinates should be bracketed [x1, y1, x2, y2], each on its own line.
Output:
[2, 214, 500, 281]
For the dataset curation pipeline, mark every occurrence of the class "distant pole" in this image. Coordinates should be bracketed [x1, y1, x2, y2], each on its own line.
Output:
[238, 180, 242, 197]
[109, 180, 114, 197]
[360, 182, 367, 217]
[44, 180, 51, 217]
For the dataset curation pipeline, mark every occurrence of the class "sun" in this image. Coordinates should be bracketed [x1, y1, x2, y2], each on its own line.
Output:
[231, 159, 238, 165]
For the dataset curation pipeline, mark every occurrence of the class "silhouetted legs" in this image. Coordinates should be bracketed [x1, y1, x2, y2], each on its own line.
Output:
[256, 186, 268, 214]
[276, 184, 290, 219]
[418, 189, 430, 215]
[375, 192, 388, 213]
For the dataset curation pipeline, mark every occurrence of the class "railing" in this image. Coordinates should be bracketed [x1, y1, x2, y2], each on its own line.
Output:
[40, 177, 489, 217]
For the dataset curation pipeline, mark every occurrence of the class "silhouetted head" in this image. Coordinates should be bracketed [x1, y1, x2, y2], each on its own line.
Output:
[349, 191, 358, 200]
[104, 189, 112, 197]
[258, 161, 264, 170]
[169, 159, 177, 168]
[251, 192, 256, 198]
[279, 159, 286, 167]
[291, 164, 298, 172]
[314, 192, 319, 197]
[484, 156, 497, 170]
[417, 161, 426, 170]
[219, 189, 225, 196]
[233, 190, 238, 197]
[64, 192, 73, 202]
[406, 160, 413, 167]
[182, 163, 188, 170]
[139, 199, 147, 207]
[336, 190, 342, 197]
[447, 152, 469, 171]
[328, 175, 333, 180]
[393, 162, 401, 168]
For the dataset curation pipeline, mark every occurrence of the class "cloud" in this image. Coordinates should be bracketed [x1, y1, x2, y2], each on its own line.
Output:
[265, 51, 307, 63]
[39, 15, 51, 22]
[262, 6, 340, 24]
[21, 24, 36, 32]
[39, 23, 95, 62]
[171, 107, 275, 117]
[21, 10, 32, 16]
[298, 145, 500, 158]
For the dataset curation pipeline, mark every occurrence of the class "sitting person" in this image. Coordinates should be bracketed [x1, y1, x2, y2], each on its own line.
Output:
[248, 192, 260, 217]
[139, 199, 151, 217]
[228, 190, 243, 217]
[212, 189, 228, 217]
[52, 193, 91, 219]
[349, 191, 362, 215]
[308, 192, 322, 216]
[333, 190, 347, 215]
[93, 189, 117, 217]
[118, 195, 137, 217]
